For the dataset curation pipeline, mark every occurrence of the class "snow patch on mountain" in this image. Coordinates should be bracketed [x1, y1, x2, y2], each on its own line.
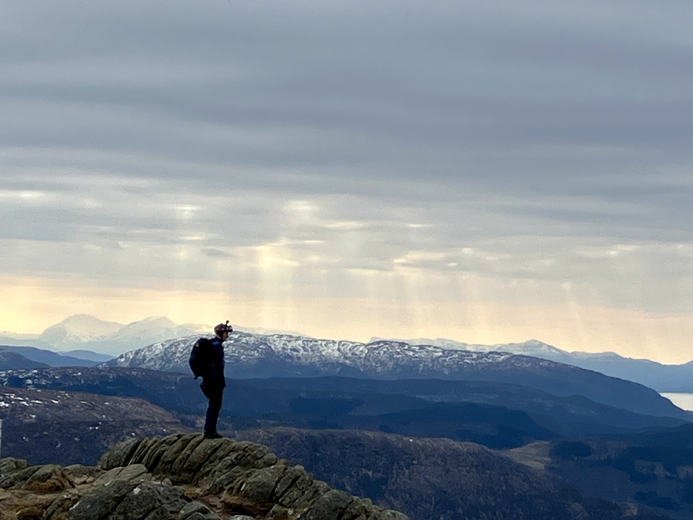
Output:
[374, 337, 645, 362]
[373, 337, 567, 357]
[106, 332, 517, 377]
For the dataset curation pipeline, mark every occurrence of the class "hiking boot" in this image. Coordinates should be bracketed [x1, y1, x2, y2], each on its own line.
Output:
[204, 432, 223, 439]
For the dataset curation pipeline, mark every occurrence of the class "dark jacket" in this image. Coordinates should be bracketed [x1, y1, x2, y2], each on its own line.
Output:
[203, 336, 226, 389]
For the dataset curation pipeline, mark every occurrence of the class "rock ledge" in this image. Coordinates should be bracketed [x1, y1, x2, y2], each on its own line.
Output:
[0, 434, 409, 520]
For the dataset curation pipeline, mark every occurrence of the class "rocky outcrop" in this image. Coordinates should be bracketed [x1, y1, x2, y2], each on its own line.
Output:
[0, 434, 409, 520]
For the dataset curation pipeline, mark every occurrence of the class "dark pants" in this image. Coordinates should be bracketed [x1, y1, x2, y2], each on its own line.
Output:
[201, 380, 224, 434]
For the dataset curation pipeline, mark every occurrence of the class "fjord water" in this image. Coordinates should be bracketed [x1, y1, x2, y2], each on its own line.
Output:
[661, 392, 693, 411]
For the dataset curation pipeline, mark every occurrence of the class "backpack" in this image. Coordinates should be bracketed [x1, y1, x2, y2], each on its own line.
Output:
[189, 337, 214, 379]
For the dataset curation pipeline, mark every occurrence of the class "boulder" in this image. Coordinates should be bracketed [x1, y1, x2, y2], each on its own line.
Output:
[99, 437, 143, 470]
[153, 434, 199, 477]
[70, 480, 186, 520]
[0, 464, 41, 488]
[179, 438, 227, 483]
[111, 481, 186, 519]
[0, 457, 29, 477]
[93, 463, 150, 486]
[220, 462, 289, 516]
[171, 435, 206, 478]
[301, 489, 354, 520]
[23, 464, 72, 493]
[64, 464, 104, 484]
[70, 479, 139, 520]
[43, 492, 81, 519]
[178, 501, 220, 520]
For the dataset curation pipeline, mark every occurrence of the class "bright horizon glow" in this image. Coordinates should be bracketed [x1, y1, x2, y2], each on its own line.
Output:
[2, 275, 692, 365]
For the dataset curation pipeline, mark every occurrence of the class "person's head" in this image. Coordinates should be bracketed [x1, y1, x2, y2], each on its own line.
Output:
[214, 320, 233, 341]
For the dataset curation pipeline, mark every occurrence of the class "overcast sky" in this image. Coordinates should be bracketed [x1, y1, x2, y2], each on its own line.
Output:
[2, 0, 693, 362]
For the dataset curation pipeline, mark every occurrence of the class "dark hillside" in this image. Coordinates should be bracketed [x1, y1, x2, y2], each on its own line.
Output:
[237, 427, 672, 520]
[0, 368, 685, 442]
[0, 344, 99, 367]
[504, 426, 693, 520]
[0, 367, 556, 449]
[244, 376, 689, 436]
[0, 387, 188, 465]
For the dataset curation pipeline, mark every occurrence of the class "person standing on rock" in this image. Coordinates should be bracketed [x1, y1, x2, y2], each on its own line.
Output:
[200, 321, 233, 439]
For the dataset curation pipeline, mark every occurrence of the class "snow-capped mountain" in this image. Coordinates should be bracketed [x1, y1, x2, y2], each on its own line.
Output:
[109, 333, 517, 377]
[235, 326, 311, 337]
[105, 332, 686, 419]
[31, 315, 200, 356]
[107, 316, 196, 347]
[382, 337, 693, 392]
[39, 314, 123, 347]
[375, 337, 567, 357]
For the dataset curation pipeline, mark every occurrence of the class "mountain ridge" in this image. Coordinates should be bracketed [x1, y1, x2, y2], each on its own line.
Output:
[390, 337, 693, 392]
[105, 332, 689, 420]
[0, 345, 103, 367]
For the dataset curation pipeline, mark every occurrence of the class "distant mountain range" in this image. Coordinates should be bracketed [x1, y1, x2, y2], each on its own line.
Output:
[0, 350, 49, 370]
[105, 332, 688, 419]
[1, 315, 305, 356]
[0, 345, 109, 367]
[7, 314, 693, 391]
[38, 314, 204, 355]
[0, 333, 55, 350]
[375, 337, 693, 392]
[1, 315, 208, 356]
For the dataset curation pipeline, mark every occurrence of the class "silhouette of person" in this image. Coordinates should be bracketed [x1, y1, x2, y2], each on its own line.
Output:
[201, 321, 232, 439]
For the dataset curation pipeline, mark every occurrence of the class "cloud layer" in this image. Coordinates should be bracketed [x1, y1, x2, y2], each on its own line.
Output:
[2, 0, 692, 360]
